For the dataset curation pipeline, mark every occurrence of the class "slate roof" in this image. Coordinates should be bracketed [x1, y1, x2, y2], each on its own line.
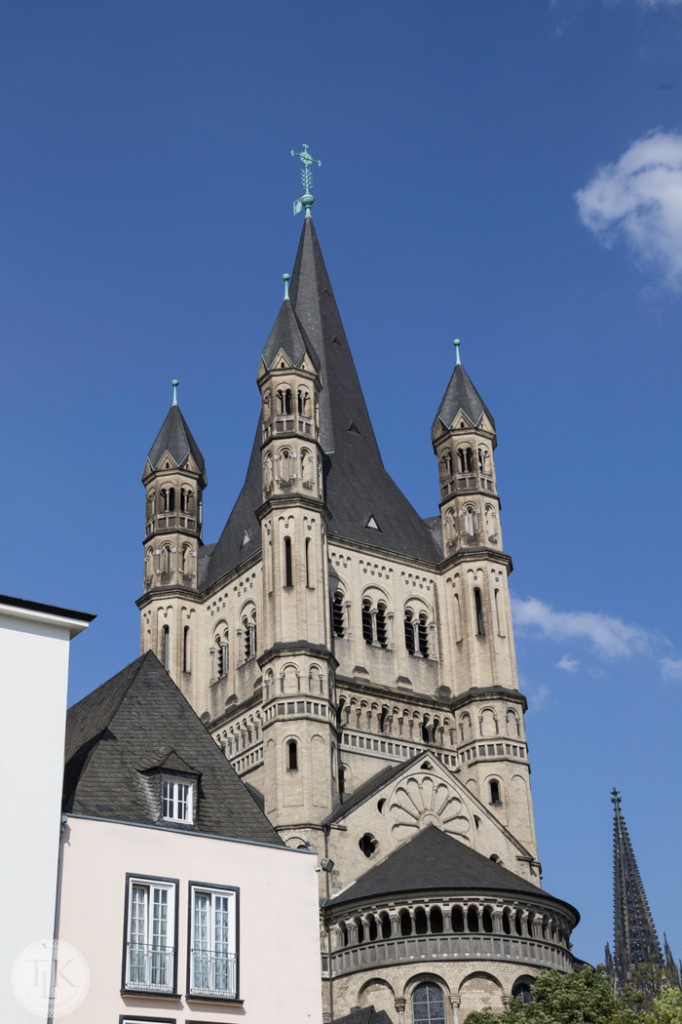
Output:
[205, 216, 442, 585]
[145, 403, 207, 486]
[63, 651, 281, 845]
[432, 362, 496, 437]
[259, 297, 320, 372]
[326, 825, 577, 911]
[333, 1009, 394, 1024]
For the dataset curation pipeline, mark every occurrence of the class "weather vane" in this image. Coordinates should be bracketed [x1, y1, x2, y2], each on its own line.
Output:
[291, 143, 321, 217]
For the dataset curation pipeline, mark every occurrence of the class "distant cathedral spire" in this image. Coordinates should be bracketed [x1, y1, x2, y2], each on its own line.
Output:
[607, 788, 664, 993]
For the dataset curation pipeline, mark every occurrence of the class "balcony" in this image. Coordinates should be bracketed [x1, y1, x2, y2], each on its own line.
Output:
[125, 942, 175, 992]
[190, 950, 238, 998]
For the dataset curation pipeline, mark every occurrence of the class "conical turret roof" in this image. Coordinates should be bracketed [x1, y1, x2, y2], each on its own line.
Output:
[145, 403, 207, 486]
[205, 216, 442, 586]
[259, 296, 320, 373]
[432, 362, 495, 438]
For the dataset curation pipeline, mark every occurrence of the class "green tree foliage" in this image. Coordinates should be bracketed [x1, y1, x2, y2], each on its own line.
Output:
[463, 967, 682, 1024]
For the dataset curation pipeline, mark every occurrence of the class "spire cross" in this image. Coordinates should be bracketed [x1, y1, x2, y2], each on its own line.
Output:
[171, 379, 180, 406]
[611, 787, 621, 809]
[291, 143, 321, 217]
[454, 338, 462, 366]
[283, 273, 291, 301]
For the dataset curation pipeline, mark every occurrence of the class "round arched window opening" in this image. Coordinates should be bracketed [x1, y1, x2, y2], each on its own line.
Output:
[512, 979, 535, 1005]
[412, 981, 446, 1024]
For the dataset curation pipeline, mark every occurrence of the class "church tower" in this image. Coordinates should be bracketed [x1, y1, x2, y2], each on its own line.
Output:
[431, 343, 535, 852]
[137, 150, 580, 1021]
[256, 273, 340, 835]
[139, 381, 206, 700]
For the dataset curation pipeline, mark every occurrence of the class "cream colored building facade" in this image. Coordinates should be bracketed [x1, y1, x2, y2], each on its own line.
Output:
[137, 211, 578, 1022]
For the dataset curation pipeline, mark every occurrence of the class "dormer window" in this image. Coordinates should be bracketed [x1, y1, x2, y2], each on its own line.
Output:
[162, 779, 193, 823]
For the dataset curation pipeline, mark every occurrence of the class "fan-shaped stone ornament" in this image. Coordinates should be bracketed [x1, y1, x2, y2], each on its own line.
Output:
[388, 772, 471, 843]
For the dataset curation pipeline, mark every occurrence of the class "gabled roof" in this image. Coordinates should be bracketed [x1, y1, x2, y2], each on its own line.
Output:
[326, 825, 556, 908]
[63, 651, 281, 845]
[145, 403, 207, 486]
[259, 298, 320, 373]
[323, 752, 427, 825]
[204, 216, 441, 585]
[432, 362, 495, 437]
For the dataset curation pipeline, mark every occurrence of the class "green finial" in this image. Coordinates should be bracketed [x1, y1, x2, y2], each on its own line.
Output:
[171, 379, 179, 406]
[283, 273, 291, 301]
[453, 338, 462, 366]
[291, 143, 321, 217]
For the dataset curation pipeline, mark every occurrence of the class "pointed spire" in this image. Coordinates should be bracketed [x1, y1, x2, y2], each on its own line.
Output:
[432, 343, 496, 441]
[145, 389, 207, 486]
[259, 290, 320, 374]
[611, 788, 663, 993]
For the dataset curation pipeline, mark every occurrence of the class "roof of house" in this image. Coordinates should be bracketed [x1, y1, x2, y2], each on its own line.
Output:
[326, 825, 577, 915]
[432, 361, 495, 437]
[205, 215, 442, 585]
[145, 403, 207, 486]
[333, 1009, 394, 1024]
[63, 651, 281, 845]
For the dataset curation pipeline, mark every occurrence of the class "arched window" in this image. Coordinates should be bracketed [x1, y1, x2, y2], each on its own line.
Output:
[457, 446, 474, 473]
[277, 387, 292, 415]
[297, 388, 309, 416]
[399, 909, 412, 937]
[441, 450, 453, 477]
[430, 906, 444, 934]
[161, 487, 175, 512]
[305, 538, 311, 587]
[242, 609, 257, 661]
[160, 545, 172, 575]
[287, 739, 298, 771]
[467, 905, 480, 932]
[333, 591, 345, 638]
[512, 980, 534, 1005]
[180, 487, 192, 513]
[284, 536, 293, 587]
[412, 982, 446, 1024]
[404, 610, 415, 655]
[464, 505, 476, 536]
[280, 449, 291, 483]
[451, 906, 464, 932]
[474, 587, 485, 637]
[417, 612, 429, 658]
[181, 544, 191, 575]
[414, 908, 428, 935]
[300, 448, 310, 485]
[375, 602, 387, 647]
[215, 627, 229, 678]
[183, 626, 191, 673]
[161, 625, 170, 670]
[362, 599, 373, 644]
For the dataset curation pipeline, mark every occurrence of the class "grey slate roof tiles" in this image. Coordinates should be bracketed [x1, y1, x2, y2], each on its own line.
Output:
[63, 651, 281, 846]
[432, 362, 495, 436]
[259, 297, 320, 372]
[326, 825, 557, 908]
[146, 403, 207, 485]
[333, 1009, 394, 1024]
[204, 215, 442, 585]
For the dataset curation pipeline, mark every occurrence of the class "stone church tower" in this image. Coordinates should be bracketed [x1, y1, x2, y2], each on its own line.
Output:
[137, 172, 578, 1022]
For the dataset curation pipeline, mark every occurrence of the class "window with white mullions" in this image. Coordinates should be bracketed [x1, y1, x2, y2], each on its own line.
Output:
[190, 885, 238, 998]
[162, 779, 193, 823]
[125, 877, 176, 992]
[412, 981, 446, 1024]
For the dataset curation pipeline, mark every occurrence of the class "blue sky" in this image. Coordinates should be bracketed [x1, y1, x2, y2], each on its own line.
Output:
[2, 0, 681, 968]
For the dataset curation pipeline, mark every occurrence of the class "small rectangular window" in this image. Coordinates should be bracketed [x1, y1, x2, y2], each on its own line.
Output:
[189, 884, 238, 999]
[162, 780, 193, 823]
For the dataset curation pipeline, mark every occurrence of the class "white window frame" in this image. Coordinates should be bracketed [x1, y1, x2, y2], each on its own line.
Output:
[189, 883, 238, 999]
[124, 876, 177, 993]
[161, 778, 193, 823]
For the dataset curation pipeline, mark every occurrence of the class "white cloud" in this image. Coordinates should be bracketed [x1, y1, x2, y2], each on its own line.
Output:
[660, 657, 682, 680]
[556, 654, 580, 672]
[575, 130, 682, 291]
[511, 595, 655, 658]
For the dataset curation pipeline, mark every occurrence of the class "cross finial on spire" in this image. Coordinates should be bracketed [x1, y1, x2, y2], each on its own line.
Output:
[283, 273, 291, 301]
[291, 143, 321, 217]
[454, 338, 462, 366]
[171, 379, 179, 406]
[611, 787, 621, 808]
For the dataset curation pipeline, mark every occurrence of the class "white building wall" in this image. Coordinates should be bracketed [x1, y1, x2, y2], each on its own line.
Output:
[0, 597, 91, 1024]
[54, 815, 323, 1024]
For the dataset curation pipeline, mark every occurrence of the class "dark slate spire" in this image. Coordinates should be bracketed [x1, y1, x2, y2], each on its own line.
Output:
[432, 361, 496, 440]
[145, 400, 207, 487]
[205, 216, 441, 586]
[610, 788, 663, 992]
[259, 295, 320, 374]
